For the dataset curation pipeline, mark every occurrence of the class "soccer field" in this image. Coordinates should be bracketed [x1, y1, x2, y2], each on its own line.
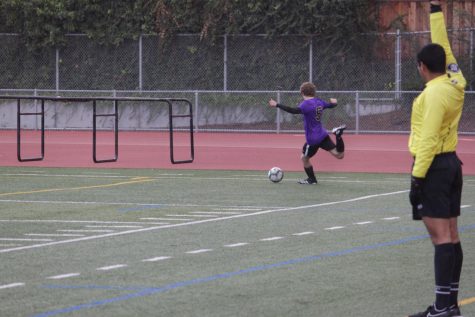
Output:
[1, 167, 474, 317]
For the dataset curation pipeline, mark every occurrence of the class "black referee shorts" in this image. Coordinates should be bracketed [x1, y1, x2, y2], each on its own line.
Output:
[302, 136, 336, 158]
[419, 152, 463, 219]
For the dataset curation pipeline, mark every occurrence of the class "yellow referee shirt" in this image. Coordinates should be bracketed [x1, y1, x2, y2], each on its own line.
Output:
[408, 11, 466, 178]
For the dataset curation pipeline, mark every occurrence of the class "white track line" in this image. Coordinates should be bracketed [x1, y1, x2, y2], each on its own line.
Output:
[142, 256, 172, 262]
[0, 283, 24, 289]
[97, 264, 128, 271]
[47, 273, 80, 280]
[0, 190, 408, 254]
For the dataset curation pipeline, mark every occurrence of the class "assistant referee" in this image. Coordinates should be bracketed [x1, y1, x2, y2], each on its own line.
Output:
[407, 1, 466, 317]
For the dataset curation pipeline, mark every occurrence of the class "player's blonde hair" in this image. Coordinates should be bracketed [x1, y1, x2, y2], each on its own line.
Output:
[300, 82, 316, 97]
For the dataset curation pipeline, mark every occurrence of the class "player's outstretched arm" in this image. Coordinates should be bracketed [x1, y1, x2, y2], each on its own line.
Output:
[268, 98, 301, 114]
[327, 98, 338, 109]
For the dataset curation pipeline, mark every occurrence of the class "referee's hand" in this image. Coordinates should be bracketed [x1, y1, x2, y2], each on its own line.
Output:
[269, 98, 278, 107]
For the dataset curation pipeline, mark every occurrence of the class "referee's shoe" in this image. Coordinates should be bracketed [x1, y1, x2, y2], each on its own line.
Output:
[408, 304, 460, 317]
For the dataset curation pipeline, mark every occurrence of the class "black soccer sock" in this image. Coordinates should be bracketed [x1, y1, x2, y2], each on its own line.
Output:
[450, 242, 463, 307]
[434, 243, 455, 310]
[304, 166, 316, 181]
[336, 135, 345, 153]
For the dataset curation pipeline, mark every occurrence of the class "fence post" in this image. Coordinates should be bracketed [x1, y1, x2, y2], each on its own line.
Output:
[395, 29, 401, 99]
[194, 91, 199, 133]
[34, 88, 38, 130]
[223, 34, 228, 91]
[276, 90, 281, 133]
[470, 29, 473, 91]
[355, 91, 360, 135]
[309, 38, 313, 83]
[55, 48, 60, 91]
[139, 35, 143, 91]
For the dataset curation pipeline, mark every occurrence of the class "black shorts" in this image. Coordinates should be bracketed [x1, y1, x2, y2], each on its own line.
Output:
[419, 152, 463, 219]
[302, 136, 336, 158]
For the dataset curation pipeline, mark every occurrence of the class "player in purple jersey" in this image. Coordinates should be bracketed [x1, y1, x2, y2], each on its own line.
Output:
[269, 82, 346, 184]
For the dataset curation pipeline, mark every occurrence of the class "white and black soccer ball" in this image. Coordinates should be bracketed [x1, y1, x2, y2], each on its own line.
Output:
[268, 167, 284, 183]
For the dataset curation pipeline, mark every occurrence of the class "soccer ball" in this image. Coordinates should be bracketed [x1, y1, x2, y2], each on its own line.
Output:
[268, 167, 284, 183]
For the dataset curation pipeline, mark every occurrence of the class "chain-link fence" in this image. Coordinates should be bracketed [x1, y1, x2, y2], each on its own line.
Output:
[0, 31, 474, 133]
[1, 90, 474, 134]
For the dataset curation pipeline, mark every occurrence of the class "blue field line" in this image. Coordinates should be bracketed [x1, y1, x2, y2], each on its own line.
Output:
[32, 224, 475, 317]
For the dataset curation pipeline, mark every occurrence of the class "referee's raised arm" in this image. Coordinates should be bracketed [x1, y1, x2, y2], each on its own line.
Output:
[429, 0, 466, 88]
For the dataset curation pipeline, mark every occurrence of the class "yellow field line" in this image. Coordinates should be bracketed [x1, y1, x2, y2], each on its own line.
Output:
[0, 178, 154, 197]
[460, 296, 475, 306]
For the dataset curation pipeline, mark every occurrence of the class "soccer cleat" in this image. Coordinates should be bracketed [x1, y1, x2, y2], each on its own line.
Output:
[407, 305, 458, 317]
[297, 178, 317, 185]
[449, 305, 463, 317]
[331, 124, 346, 136]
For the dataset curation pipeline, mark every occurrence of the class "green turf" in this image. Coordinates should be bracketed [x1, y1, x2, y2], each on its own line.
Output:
[0, 166, 474, 317]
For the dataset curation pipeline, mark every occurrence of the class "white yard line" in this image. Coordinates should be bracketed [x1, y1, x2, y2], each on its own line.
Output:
[57, 229, 115, 233]
[0, 238, 54, 242]
[96, 264, 128, 271]
[0, 219, 167, 225]
[186, 249, 213, 254]
[47, 273, 80, 280]
[166, 214, 216, 218]
[140, 217, 191, 221]
[142, 256, 172, 262]
[224, 242, 249, 248]
[0, 283, 25, 290]
[354, 221, 374, 225]
[260, 237, 284, 241]
[292, 231, 314, 236]
[382, 217, 400, 220]
[84, 225, 143, 229]
[212, 208, 262, 211]
[0, 190, 409, 254]
[190, 211, 243, 215]
[325, 226, 345, 231]
[25, 233, 85, 237]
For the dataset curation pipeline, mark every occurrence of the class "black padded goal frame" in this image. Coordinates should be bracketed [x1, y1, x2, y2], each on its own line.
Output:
[1, 96, 194, 164]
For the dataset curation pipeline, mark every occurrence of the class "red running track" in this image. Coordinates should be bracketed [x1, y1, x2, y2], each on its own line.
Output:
[0, 130, 474, 175]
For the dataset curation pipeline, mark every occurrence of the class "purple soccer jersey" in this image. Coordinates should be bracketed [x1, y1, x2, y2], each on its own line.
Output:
[298, 98, 331, 145]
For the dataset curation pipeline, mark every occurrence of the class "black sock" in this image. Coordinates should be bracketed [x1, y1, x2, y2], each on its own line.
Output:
[450, 242, 463, 307]
[434, 243, 455, 310]
[304, 166, 316, 181]
[336, 135, 345, 153]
